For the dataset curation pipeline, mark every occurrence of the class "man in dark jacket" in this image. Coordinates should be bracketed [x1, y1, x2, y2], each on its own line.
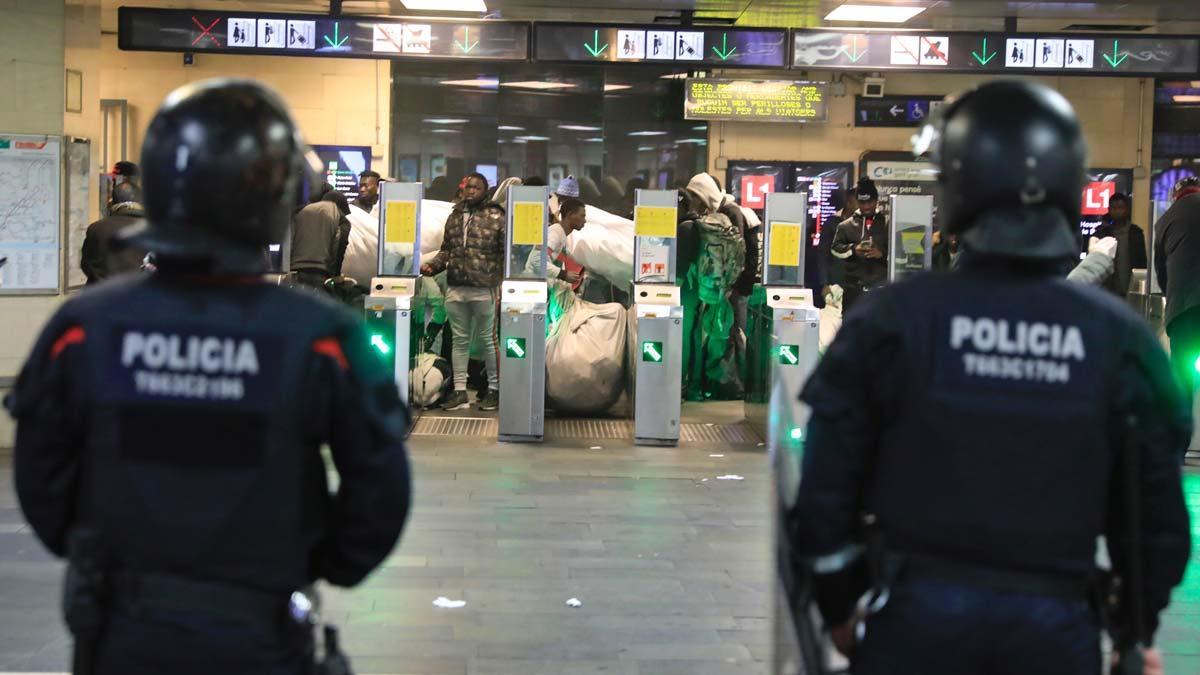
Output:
[6, 79, 411, 675]
[1156, 176, 1200, 397]
[830, 178, 890, 311]
[1093, 192, 1147, 298]
[290, 187, 351, 290]
[81, 182, 148, 284]
[789, 81, 1189, 675]
[421, 172, 506, 411]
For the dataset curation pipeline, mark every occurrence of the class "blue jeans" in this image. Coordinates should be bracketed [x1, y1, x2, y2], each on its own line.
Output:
[853, 579, 1101, 675]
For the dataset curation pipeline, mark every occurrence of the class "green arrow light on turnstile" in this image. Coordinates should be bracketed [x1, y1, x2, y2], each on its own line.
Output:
[778, 344, 799, 365]
[370, 333, 391, 355]
[642, 341, 663, 363]
[790, 427, 803, 441]
[506, 337, 526, 359]
[1194, 354, 1200, 374]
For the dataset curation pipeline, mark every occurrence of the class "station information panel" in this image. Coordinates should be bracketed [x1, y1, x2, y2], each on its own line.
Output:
[535, 23, 788, 68]
[684, 79, 828, 123]
[118, 6, 529, 61]
[793, 30, 1200, 76]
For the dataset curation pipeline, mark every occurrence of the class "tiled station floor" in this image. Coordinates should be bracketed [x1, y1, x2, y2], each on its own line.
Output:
[0, 410, 1196, 674]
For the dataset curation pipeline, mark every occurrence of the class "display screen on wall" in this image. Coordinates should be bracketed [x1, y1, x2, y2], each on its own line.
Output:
[312, 145, 372, 199]
[793, 163, 854, 248]
[793, 30, 1200, 76]
[118, 7, 529, 61]
[726, 161, 791, 214]
[535, 24, 788, 68]
[684, 79, 828, 123]
[1080, 168, 1133, 239]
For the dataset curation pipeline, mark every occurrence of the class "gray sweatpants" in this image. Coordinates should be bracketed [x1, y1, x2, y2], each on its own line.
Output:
[445, 286, 499, 391]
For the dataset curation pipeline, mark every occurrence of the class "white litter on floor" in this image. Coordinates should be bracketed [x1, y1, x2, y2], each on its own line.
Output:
[589, 446, 602, 450]
[709, 454, 725, 458]
[566, 597, 583, 608]
[432, 596, 466, 609]
[716, 475, 745, 481]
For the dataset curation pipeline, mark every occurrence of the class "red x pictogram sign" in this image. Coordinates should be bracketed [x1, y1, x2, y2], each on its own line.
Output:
[191, 16, 222, 47]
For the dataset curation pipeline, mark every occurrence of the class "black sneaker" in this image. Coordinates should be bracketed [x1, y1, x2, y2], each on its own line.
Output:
[477, 389, 499, 411]
[441, 390, 470, 411]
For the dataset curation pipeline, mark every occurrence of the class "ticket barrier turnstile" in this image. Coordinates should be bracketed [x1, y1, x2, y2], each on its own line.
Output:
[498, 185, 550, 442]
[631, 282, 684, 446]
[499, 279, 547, 442]
[745, 287, 820, 439]
[365, 276, 416, 406]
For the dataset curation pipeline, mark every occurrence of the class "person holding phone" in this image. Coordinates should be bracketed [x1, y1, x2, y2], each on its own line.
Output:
[830, 177, 890, 311]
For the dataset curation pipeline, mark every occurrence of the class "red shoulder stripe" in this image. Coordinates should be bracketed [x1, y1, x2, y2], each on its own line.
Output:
[312, 337, 349, 371]
[50, 326, 86, 360]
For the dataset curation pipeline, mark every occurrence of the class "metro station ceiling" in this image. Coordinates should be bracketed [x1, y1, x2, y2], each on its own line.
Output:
[101, 1, 1200, 32]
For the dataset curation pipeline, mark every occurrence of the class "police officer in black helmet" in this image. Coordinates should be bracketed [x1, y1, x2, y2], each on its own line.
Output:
[5, 79, 412, 674]
[785, 81, 1190, 674]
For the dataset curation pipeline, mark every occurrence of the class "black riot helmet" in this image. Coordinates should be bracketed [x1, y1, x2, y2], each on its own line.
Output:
[129, 79, 322, 264]
[912, 81, 1087, 260]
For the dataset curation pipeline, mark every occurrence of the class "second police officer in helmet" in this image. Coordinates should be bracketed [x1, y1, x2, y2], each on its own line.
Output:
[5, 79, 412, 674]
[787, 81, 1191, 674]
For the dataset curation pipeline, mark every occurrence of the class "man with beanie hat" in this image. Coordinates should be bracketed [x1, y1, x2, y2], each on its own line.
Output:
[830, 177, 890, 311]
[556, 175, 580, 199]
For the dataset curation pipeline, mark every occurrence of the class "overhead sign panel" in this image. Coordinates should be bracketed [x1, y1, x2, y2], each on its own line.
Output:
[118, 7, 529, 61]
[536, 23, 788, 68]
[684, 78, 828, 123]
[855, 95, 944, 127]
[792, 30, 1199, 76]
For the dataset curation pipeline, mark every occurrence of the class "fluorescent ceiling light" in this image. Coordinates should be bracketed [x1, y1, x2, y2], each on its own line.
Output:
[692, 125, 707, 131]
[515, 135, 550, 142]
[637, 146, 655, 152]
[400, 0, 487, 11]
[825, 3, 926, 23]
[675, 138, 707, 145]
[424, 118, 469, 124]
[1174, 95, 1200, 103]
[583, 137, 604, 143]
[439, 78, 499, 88]
[628, 130, 668, 137]
[430, 129, 460, 134]
[604, 84, 633, 92]
[497, 125, 525, 131]
[500, 81, 577, 90]
[558, 124, 602, 132]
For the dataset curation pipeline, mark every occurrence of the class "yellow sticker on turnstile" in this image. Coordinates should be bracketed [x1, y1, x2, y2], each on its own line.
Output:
[512, 202, 545, 246]
[768, 222, 802, 267]
[635, 206, 677, 238]
[385, 201, 417, 244]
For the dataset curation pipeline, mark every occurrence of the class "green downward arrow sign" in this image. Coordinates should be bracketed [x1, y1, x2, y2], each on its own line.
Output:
[971, 37, 997, 65]
[712, 33, 737, 60]
[1102, 40, 1129, 68]
[323, 22, 349, 48]
[583, 29, 608, 57]
[846, 36, 865, 63]
[454, 27, 479, 54]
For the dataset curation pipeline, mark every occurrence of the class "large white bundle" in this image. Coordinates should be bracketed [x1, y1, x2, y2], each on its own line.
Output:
[546, 300, 627, 415]
[340, 201, 454, 286]
[567, 206, 635, 289]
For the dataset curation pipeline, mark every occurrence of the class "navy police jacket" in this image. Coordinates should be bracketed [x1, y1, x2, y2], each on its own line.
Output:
[6, 269, 411, 592]
[790, 253, 1192, 638]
